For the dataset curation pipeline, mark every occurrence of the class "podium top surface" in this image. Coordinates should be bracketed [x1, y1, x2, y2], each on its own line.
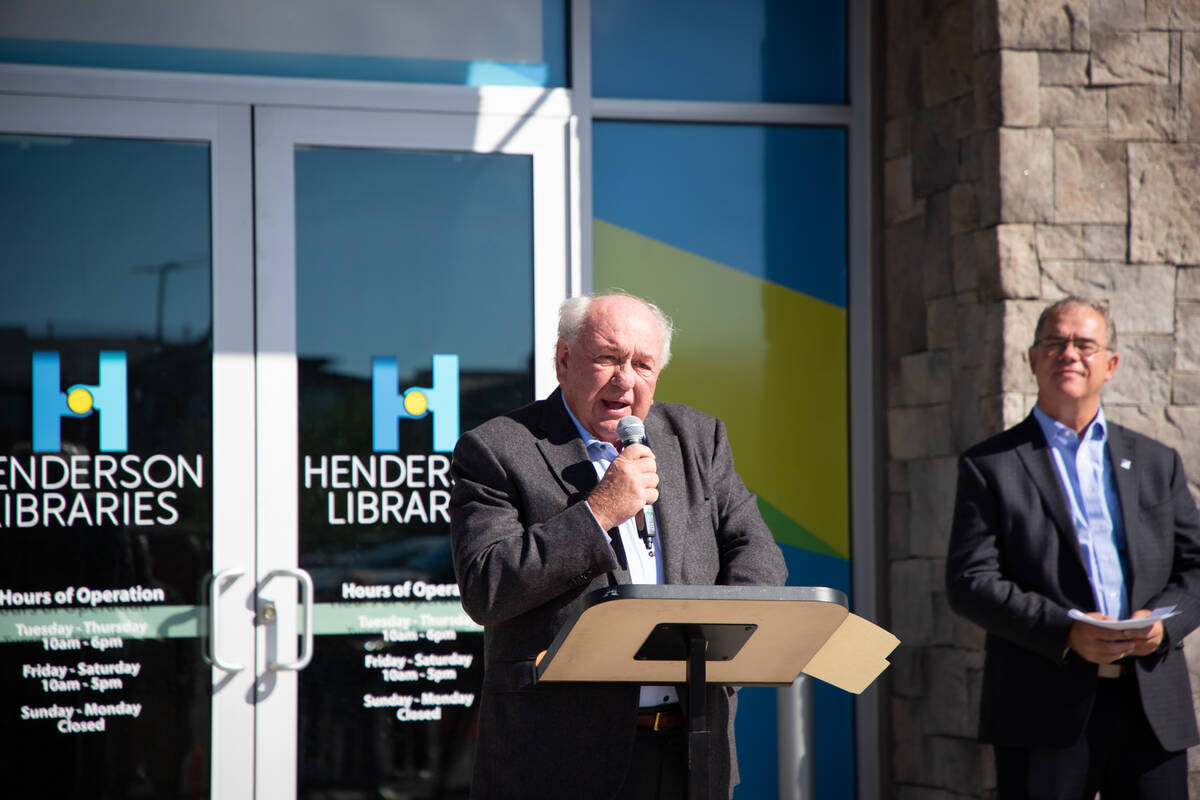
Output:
[535, 584, 860, 687]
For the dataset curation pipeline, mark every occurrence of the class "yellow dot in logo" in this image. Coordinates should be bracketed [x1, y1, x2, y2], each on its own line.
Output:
[404, 390, 428, 416]
[67, 388, 94, 415]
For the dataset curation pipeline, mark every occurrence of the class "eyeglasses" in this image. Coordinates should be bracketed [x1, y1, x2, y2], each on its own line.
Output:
[1035, 337, 1107, 358]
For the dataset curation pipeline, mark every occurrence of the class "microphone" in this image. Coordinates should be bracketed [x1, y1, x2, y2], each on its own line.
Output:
[616, 416, 657, 557]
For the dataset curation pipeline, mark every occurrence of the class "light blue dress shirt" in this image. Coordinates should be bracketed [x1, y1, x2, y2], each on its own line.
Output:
[562, 397, 676, 707]
[1033, 405, 1130, 619]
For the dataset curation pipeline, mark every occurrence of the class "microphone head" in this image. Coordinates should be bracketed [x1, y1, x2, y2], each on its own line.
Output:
[616, 416, 646, 446]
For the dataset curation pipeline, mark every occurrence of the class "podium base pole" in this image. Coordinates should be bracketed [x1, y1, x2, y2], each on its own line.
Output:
[687, 633, 710, 800]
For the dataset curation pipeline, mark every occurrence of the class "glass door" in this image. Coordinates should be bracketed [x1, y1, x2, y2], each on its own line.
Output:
[0, 95, 256, 799]
[0, 90, 571, 799]
[253, 104, 570, 797]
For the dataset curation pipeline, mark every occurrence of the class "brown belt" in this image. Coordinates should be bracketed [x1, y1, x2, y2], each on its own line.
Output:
[1098, 661, 1133, 679]
[636, 705, 685, 731]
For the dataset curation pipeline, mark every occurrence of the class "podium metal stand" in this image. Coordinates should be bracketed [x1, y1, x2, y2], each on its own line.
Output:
[535, 585, 899, 800]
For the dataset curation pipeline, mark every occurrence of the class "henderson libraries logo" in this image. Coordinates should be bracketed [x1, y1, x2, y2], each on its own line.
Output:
[303, 354, 460, 527]
[0, 351, 204, 530]
[372, 354, 459, 454]
[32, 350, 128, 453]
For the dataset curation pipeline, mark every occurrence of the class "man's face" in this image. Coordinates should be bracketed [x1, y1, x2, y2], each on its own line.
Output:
[555, 296, 664, 446]
[1028, 305, 1118, 409]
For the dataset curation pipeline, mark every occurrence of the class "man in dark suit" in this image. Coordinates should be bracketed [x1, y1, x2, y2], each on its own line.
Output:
[450, 293, 787, 800]
[946, 296, 1200, 798]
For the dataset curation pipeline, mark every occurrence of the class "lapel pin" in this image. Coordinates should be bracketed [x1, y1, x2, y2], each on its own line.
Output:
[1120, 459, 1132, 470]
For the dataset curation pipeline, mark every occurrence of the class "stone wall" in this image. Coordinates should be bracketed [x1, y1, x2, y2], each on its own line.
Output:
[882, 0, 1200, 796]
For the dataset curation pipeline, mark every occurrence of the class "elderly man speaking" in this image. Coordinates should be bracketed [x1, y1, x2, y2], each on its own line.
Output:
[450, 293, 786, 800]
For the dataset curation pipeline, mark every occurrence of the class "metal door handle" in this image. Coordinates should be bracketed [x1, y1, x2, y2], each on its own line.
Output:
[207, 567, 246, 672]
[265, 567, 314, 671]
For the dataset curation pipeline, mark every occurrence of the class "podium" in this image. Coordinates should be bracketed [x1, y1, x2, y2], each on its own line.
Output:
[535, 585, 900, 800]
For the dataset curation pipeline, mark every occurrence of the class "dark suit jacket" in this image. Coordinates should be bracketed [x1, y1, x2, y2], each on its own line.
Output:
[449, 388, 787, 800]
[946, 413, 1200, 751]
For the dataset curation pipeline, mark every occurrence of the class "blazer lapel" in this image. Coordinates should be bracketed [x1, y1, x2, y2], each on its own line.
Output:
[534, 388, 629, 584]
[1014, 415, 1086, 565]
[535, 388, 598, 503]
[645, 409, 687, 584]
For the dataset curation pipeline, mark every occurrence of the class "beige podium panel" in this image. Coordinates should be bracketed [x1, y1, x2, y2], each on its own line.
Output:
[535, 585, 899, 694]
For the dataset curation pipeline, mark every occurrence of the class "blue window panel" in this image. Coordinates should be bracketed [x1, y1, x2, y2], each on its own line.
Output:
[592, 0, 845, 104]
[594, 121, 847, 308]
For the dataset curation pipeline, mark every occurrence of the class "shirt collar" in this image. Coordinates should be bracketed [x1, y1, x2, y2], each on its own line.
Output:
[1032, 404, 1108, 448]
[560, 393, 615, 454]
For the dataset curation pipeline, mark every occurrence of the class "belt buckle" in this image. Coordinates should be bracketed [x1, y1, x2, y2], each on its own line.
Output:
[652, 711, 669, 732]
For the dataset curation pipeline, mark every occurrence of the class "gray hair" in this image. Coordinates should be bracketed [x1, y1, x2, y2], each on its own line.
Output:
[1033, 296, 1118, 352]
[557, 293, 675, 368]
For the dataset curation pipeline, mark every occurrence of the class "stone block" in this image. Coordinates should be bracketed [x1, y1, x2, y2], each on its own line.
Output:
[1037, 223, 1084, 259]
[1000, 300, 1045, 393]
[929, 734, 988, 796]
[890, 558, 938, 645]
[889, 491, 911, 560]
[994, 0, 1079, 49]
[1147, 0, 1200, 30]
[901, 351, 953, 406]
[975, 50, 1040, 128]
[1091, 32, 1171, 85]
[1109, 85, 1182, 140]
[953, 232, 981, 293]
[909, 457, 959, 557]
[960, 131, 990, 183]
[1040, 260, 1176, 333]
[1179, 267, 1200, 300]
[978, 223, 1041, 300]
[912, 102, 963, 198]
[1040, 52, 1091, 85]
[1083, 224, 1128, 261]
[956, 292, 991, 369]
[1039, 86, 1108, 128]
[1171, 29, 1182, 85]
[1184, 34, 1200, 140]
[951, 367, 983, 451]
[889, 406, 955, 460]
[885, 155, 924, 225]
[886, 0, 924, 118]
[984, 127, 1055, 224]
[927, 295, 960, 350]
[886, 217, 930, 355]
[979, 391, 1031, 434]
[891, 696, 929, 784]
[1175, 374, 1200, 405]
[885, 116, 910, 160]
[888, 642, 924, 699]
[950, 182, 979, 234]
[1091, 0, 1149, 34]
[924, 648, 976, 737]
[923, 191, 957, 299]
[1106, 334, 1172, 405]
[1176, 303, 1200, 371]
[923, 0, 975, 107]
[1130, 143, 1200, 264]
[1054, 137, 1127, 224]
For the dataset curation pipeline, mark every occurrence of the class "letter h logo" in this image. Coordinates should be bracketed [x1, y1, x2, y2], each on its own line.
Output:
[372, 354, 459, 453]
[32, 351, 128, 453]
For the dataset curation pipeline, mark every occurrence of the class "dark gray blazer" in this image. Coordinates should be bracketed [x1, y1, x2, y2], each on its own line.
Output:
[450, 388, 787, 800]
[946, 413, 1200, 751]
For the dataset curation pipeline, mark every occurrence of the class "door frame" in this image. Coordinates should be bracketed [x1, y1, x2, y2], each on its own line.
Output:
[251, 102, 573, 797]
[0, 91, 258, 799]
